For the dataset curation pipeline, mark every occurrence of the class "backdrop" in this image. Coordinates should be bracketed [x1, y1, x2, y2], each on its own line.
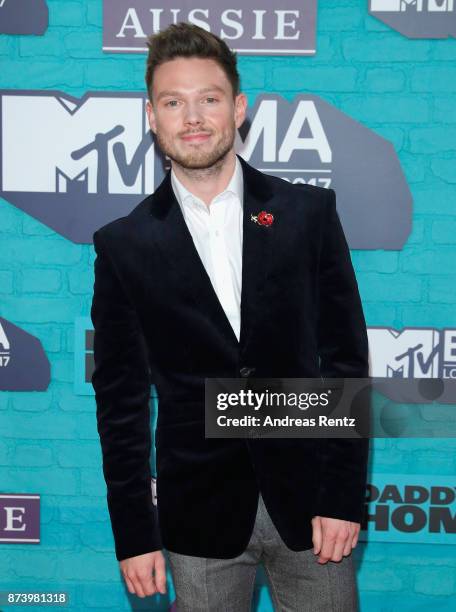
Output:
[1, 1, 455, 610]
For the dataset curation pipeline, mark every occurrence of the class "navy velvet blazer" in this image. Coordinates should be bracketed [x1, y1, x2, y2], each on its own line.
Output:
[90, 154, 369, 562]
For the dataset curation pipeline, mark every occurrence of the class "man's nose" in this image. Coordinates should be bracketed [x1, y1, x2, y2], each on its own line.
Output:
[183, 102, 204, 125]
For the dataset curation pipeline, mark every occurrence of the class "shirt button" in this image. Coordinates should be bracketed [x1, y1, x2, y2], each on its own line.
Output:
[240, 367, 256, 378]
[215, 230, 220, 236]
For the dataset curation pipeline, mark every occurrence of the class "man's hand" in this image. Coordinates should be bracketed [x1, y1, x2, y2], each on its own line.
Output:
[120, 551, 167, 597]
[311, 516, 360, 564]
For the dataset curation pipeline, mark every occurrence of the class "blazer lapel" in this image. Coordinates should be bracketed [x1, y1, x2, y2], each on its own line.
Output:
[146, 154, 278, 351]
[237, 155, 278, 349]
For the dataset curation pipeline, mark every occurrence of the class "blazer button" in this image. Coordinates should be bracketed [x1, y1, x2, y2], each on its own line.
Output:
[240, 366, 256, 378]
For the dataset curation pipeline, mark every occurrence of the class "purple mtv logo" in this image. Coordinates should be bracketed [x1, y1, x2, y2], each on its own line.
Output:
[0, 493, 40, 543]
[0, 0, 48, 35]
[369, 0, 456, 38]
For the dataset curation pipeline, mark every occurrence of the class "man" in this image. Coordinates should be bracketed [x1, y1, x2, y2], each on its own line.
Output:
[91, 22, 369, 611]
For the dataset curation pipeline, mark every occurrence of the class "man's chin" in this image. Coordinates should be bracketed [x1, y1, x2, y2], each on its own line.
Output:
[170, 150, 229, 170]
[178, 159, 217, 170]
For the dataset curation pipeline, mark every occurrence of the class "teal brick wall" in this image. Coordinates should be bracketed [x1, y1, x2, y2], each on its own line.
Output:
[1, 1, 455, 610]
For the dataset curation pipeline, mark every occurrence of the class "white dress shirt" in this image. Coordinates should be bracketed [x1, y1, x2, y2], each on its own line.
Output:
[170, 155, 244, 341]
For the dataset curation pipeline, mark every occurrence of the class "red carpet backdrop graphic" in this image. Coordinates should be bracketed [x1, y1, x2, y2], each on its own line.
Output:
[0, 317, 50, 391]
[0, 90, 411, 247]
[0, 0, 455, 610]
[102, 0, 317, 54]
[0, 0, 48, 35]
[369, 0, 456, 38]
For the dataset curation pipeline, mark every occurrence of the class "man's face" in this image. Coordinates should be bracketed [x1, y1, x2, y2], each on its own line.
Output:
[146, 57, 247, 170]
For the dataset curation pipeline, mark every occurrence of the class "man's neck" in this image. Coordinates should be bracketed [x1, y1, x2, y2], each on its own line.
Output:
[171, 150, 237, 206]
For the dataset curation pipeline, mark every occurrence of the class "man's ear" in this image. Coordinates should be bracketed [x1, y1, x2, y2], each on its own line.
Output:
[146, 100, 157, 134]
[234, 93, 247, 130]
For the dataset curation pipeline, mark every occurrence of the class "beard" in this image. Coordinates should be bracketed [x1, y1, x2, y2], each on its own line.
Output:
[154, 122, 236, 171]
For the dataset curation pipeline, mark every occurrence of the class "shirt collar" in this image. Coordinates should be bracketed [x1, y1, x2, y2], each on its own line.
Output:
[170, 154, 243, 213]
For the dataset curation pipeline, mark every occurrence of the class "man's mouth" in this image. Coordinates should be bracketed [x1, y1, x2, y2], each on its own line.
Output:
[181, 132, 211, 142]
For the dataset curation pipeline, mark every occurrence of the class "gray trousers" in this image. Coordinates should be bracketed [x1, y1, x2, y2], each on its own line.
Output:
[165, 494, 359, 611]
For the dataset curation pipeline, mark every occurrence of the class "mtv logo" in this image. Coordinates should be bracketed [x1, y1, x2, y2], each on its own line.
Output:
[371, 0, 424, 11]
[371, 0, 454, 10]
[369, 326, 456, 404]
[0, 91, 164, 242]
[426, 0, 454, 11]
[370, 0, 456, 36]
[1, 93, 155, 195]
[368, 327, 440, 378]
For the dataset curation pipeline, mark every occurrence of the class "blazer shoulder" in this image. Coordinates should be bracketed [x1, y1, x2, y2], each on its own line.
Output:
[92, 193, 153, 246]
[269, 172, 333, 217]
[291, 181, 333, 204]
[240, 156, 314, 204]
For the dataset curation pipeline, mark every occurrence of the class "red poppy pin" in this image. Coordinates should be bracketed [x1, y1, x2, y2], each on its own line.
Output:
[251, 210, 274, 227]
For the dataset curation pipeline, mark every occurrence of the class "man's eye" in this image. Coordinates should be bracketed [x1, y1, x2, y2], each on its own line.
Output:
[165, 100, 178, 107]
[206, 97, 217, 103]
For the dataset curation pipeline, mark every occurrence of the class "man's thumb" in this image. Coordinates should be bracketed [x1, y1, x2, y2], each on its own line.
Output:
[312, 516, 322, 555]
[154, 556, 167, 594]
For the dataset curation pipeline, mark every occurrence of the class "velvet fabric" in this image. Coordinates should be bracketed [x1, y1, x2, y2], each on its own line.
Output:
[90, 154, 369, 562]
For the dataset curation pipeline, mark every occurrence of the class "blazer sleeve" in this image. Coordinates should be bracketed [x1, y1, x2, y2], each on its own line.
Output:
[91, 229, 162, 561]
[314, 188, 370, 523]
